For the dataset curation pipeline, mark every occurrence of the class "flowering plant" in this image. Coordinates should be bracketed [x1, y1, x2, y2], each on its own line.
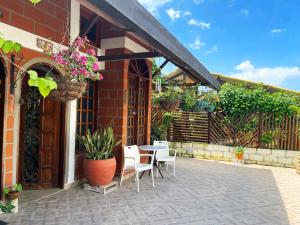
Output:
[52, 36, 103, 82]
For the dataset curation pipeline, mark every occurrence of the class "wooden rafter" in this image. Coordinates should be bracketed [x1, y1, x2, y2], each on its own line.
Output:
[97, 52, 161, 62]
[80, 14, 99, 37]
[152, 59, 169, 78]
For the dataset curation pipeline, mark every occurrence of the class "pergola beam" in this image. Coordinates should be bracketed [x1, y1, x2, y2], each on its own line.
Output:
[153, 59, 169, 78]
[97, 52, 162, 62]
[80, 14, 99, 37]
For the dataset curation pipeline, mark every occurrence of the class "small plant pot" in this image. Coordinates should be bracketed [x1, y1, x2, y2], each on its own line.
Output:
[235, 153, 244, 160]
[6, 191, 20, 200]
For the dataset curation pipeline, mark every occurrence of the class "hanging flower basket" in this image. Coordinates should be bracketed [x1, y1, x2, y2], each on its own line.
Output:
[49, 76, 87, 102]
[50, 36, 103, 101]
[160, 99, 180, 112]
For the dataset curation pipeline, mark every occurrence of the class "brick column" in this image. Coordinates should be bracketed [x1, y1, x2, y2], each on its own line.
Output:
[97, 48, 129, 174]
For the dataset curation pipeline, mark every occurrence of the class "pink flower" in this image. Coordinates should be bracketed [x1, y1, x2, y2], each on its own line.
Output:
[87, 48, 96, 56]
[79, 56, 87, 65]
[99, 74, 104, 80]
[71, 68, 78, 76]
[71, 52, 80, 61]
[79, 67, 88, 76]
[92, 63, 99, 71]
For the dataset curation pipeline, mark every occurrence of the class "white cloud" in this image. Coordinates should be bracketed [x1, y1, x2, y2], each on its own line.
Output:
[240, 9, 249, 16]
[166, 8, 181, 20]
[137, 0, 171, 16]
[193, 0, 205, 4]
[188, 37, 206, 50]
[188, 18, 210, 29]
[271, 28, 285, 33]
[230, 60, 300, 86]
[205, 45, 219, 54]
[183, 11, 192, 16]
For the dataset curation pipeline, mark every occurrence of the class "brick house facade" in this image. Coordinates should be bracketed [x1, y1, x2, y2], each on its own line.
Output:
[0, 0, 219, 196]
[0, 0, 154, 195]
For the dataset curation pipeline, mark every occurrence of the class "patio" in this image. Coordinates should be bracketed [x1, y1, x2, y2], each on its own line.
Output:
[1, 157, 300, 225]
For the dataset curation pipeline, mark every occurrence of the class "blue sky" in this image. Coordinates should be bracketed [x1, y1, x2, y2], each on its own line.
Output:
[137, 0, 300, 91]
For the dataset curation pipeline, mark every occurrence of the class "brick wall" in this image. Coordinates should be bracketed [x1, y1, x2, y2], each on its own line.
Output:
[0, 0, 70, 44]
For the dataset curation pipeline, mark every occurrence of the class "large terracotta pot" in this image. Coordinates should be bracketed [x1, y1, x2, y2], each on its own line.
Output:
[83, 157, 116, 186]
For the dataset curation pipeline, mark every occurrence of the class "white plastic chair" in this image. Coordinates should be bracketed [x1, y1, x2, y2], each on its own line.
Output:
[120, 145, 155, 192]
[153, 141, 177, 177]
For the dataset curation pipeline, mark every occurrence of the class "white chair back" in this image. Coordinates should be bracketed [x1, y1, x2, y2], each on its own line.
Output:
[124, 145, 140, 169]
[153, 141, 169, 158]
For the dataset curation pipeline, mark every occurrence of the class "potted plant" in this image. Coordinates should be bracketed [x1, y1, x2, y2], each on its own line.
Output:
[0, 202, 15, 214]
[77, 127, 120, 186]
[153, 86, 181, 112]
[50, 36, 103, 102]
[4, 184, 22, 200]
[234, 146, 245, 160]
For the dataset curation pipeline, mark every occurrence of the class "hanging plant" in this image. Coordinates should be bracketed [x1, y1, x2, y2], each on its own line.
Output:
[0, 36, 21, 54]
[27, 70, 57, 97]
[50, 36, 103, 101]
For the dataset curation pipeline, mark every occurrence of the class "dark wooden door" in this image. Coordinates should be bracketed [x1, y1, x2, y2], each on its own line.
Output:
[20, 76, 62, 189]
[39, 98, 61, 188]
[0, 60, 5, 197]
[127, 59, 149, 145]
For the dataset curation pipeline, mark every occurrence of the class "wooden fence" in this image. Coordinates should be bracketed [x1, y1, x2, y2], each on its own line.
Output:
[152, 107, 300, 151]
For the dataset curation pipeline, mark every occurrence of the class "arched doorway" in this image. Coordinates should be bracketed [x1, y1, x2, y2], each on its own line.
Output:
[19, 65, 65, 189]
[127, 59, 150, 145]
[0, 58, 6, 196]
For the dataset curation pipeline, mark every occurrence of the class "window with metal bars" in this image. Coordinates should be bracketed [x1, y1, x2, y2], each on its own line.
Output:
[76, 81, 97, 153]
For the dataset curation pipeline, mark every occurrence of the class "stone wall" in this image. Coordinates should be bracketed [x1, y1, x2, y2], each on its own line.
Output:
[169, 142, 300, 168]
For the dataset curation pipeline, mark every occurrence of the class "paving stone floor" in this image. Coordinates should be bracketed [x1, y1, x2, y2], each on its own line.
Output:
[1, 157, 300, 225]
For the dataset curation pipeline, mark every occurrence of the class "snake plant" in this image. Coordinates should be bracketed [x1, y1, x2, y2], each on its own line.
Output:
[76, 127, 120, 160]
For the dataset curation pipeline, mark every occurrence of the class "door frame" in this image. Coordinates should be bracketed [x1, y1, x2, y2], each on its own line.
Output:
[0, 58, 6, 198]
[18, 66, 66, 189]
[127, 59, 150, 145]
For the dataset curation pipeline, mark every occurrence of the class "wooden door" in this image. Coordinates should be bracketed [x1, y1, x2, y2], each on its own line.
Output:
[0, 60, 5, 196]
[20, 75, 63, 189]
[127, 59, 149, 145]
[39, 98, 61, 188]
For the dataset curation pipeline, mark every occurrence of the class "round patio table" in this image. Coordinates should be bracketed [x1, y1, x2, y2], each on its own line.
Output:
[138, 145, 168, 179]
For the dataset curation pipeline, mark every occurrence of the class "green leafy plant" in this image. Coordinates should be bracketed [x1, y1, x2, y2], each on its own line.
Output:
[27, 70, 57, 97]
[3, 183, 23, 195]
[0, 36, 21, 54]
[29, 0, 42, 4]
[151, 112, 174, 143]
[153, 86, 181, 111]
[0, 202, 15, 213]
[235, 146, 245, 154]
[260, 131, 274, 146]
[76, 127, 121, 160]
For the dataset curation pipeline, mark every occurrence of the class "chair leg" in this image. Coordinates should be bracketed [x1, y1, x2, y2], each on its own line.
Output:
[120, 169, 125, 185]
[136, 171, 139, 192]
[156, 161, 159, 178]
[166, 163, 168, 173]
[173, 161, 176, 177]
[151, 169, 155, 187]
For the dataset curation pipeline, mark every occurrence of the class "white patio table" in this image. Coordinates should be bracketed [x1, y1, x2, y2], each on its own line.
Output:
[138, 145, 168, 179]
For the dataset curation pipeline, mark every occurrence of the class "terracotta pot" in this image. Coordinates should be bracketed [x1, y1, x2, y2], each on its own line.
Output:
[83, 157, 116, 186]
[6, 191, 19, 200]
[235, 152, 244, 160]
